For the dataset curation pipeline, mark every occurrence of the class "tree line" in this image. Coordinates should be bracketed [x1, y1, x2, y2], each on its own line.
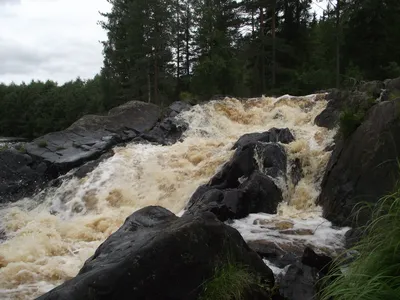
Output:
[1, 0, 400, 138]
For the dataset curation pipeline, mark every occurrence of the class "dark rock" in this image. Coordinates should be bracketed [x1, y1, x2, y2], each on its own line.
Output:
[318, 99, 400, 226]
[314, 87, 378, 129]
[314, 105, 340, 129]
[186, 128, 293, 221]
[385, 76, 400, 91]
[25, 101, 161, 175]
[301, 247, 333, 275]
[290, 158, 303, 186]
[140, 101, 191, 145]
[239, 171, 283, 214]
[233, 128, 295, 149]
[186, 171, 282, 221]
[209, 142, 287, 190]
[168, 101, 192, 115]
[186, 136, 287, 221]
[247, 240, 302, 268]
[279, 262, 319, 300]
[0, 149, 48, 202]
[358, 80, 384, 98]
[38, 206, 274, 300]
[344, 228, 363, 249]
[74, 151, 115, 179]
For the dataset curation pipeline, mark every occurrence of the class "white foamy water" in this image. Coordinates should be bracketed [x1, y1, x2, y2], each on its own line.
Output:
[0, 95, 348, 299]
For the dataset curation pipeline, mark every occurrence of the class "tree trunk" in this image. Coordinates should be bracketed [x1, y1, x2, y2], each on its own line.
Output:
[260, 6, 265, 93]
[154, 51, 159, 105]
[336, 0, 340, 88]
[271, 1, 276, 87]
[185, 4, 190, 76]
[148, 72, 151, 103]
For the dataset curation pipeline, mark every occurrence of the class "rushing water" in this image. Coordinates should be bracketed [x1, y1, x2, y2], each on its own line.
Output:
[0, 95, 349, 299]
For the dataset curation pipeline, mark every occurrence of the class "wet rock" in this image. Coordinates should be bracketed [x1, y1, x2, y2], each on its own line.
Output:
[38, 206, 274, 300]
[314, 87, 378, 130]
[318, 99, 400, 226]
[0, 148, 49, 203]
[277, 247, 334, 299]
[253, 219, 294, 230]
[290, 158, 303, 186]
[344, 228, 363, 249]
[279, 229, 314, 236]
[74, 151, 115, 178]
[186, 128, 293, 221]
[186, 171, 282, 221]
[301, 247, 333, 275]
[233, 127, 295, 149]
[25, 101, 161, 176]
[141, 101, 191, 145]
[314, 105, 340, 129]
[247, 240, 303, 268]
[279, 262, 319, 300]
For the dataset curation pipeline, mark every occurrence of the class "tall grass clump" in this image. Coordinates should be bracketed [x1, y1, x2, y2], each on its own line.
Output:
[320, 186, 400, 300]
[200, 262, 266, 300]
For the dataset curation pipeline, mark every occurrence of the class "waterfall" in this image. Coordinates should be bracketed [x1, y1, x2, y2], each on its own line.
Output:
[0, 94, 348, 299]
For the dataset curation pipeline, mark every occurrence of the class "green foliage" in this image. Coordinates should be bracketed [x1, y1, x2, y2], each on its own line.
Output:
[320, 185, 400, 300]
[0, 77, 104, 138]
[37, 140, 48, 148]
[388, 91, 400, 101]
[339, 109, 365, 138]
[0, 144, 8, 151]
[200, 262, 266, 300]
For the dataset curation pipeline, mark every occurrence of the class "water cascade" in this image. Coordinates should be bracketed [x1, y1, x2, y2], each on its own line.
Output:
[0, 94, 349, 299]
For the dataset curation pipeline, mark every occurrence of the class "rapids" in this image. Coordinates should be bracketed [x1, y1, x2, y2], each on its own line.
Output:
[0, 94, 349, 299]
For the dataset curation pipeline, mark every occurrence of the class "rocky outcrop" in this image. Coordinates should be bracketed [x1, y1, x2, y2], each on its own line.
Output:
[0, 148, 48, 202]
[278, 247, 333, 300]
[38, 206, 274, 300]
[141, 101, 191, 145]
[25, 101, 162, 174]
[0, 101, 191, 203]
[185, 128, 295, 221]
[318, 99, 400, 226]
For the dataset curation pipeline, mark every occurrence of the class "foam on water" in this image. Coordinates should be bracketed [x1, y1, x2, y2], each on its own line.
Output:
[0, 94, 346, 299]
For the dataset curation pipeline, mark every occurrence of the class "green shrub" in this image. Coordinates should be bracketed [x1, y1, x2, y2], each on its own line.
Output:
[388, 90, 400, 101]
[37, 140, 48, 148]
[0, 144, 8, 151]
[200, 262, 264, 300]
[179, 91, 196, 104]
[339, 109, 365, 138]
[320, 185, 400, 300]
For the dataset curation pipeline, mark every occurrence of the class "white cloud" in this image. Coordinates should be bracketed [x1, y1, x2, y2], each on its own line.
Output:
[0, 0, 111, 84]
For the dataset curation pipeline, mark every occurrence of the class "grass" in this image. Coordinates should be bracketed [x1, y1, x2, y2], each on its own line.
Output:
[200, 262, 267, 300]
[319, 185, 400, 300]
[37, 140, 48, 148]
[339, 108, 365, 139]
[388, 90, 400, 101]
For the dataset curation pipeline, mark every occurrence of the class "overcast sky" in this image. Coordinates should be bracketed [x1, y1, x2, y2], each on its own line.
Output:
[0, 0, 327, 85]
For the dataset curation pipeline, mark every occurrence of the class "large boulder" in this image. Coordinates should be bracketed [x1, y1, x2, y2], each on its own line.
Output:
[37, 206, 274, 300]
[185, 128, 294, 221]
[318, 99, 400, 226]
[278, 248, 333, 300]
[0, 148, 48, 202]
[25, 101, 162, 174]
[232, 128, 295, 149]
